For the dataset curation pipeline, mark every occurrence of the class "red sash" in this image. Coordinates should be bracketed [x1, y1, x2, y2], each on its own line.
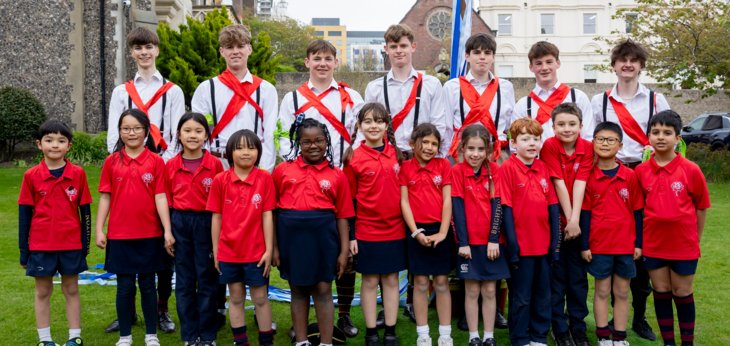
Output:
[124, 80, 175, 150]
[391, 73, 423, 131]
[448, 76, 501, 160]
[294, 82, 353, 143]
[211, 69, 264, 142]
[529, 83, 571, 125]
[606, 89, 649, 146]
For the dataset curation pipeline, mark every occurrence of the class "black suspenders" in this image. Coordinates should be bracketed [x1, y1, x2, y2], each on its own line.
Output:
[602, 89, 655, 134]
[526, 87, 575, 117]
[128, 78, 168, 152]
[459, 83, 502, 129]
[293, 88, 349, 166]
[209, 78, 262, 150]
[383, 74, 422, 129]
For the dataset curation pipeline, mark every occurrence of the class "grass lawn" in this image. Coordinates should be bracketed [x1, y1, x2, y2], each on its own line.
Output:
[1, 166, 728, 345]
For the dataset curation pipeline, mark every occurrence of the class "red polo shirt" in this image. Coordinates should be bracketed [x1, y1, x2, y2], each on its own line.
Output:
[272, 157, 354, 219]
[206, 167, 275, 263]
[451, 161, 500, 245]
[581, 165, 643, 255]
[99, 149, 166, 240]
[166, 151, 224, 211]
[18, 160, 92, 251]
[495, 155, 558, 256]
[540, 136, 594, 198]
[635, 155, 711, 260]
[344, 142, 405, 242]
[398, 157, 452, 224]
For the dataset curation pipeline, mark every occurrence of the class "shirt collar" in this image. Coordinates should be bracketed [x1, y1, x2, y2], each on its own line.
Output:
[532, 81, 561, 96]
[457, 161, 480, 178]
[40, 159, 73, 181]
[593, 163, 629, 180]
[307, 79, 339, 94]
[557, 137, 589, 157]
[649, 153, 682, 173]
[510, 154, 538, 173]
[174, 150, 216, 173]
[465, 71, 495, 86]
[610, 82, 649, 101]
[120, 147, 151, 165]
[228, 166, 259, 185]
[386, 67, 419, 82]
[295, 156, 330, 171]
[134, 70, 163, 84]
[360, 140, 394, 159]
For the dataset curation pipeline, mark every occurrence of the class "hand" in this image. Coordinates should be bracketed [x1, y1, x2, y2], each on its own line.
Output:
[487, 242, 500, 260]
[426, 232, 447, 248]
[349, 240, 358, 256]
[336, 252, 348, 279]
[257, 251, 272, 277]
[214, 258, 221, 274]
[95, 230, 107, 249]
[581, 250, 592, 262]
[415, 233, 431, 247]
[164, 232, 176, 256]
[458, 246, 472, 260]
[564, 221, 581, 240]
[634, 248, 642, 261]
[272, 247, 280, 267]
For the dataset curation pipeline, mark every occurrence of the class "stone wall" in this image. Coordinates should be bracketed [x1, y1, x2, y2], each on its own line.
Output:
[83, 0, 118, 133]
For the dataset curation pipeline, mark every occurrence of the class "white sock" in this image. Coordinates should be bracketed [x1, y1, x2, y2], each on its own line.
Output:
[69, 328, 81, 339]
[319, 344, 333, 346]
[484, 331, 494, 339]
[438, 324, 452, 337]
[38, 327, 52, 342]
[119, 335, 132, 342]
[469, 331, 480, 339]
[416, 325, 430, 337]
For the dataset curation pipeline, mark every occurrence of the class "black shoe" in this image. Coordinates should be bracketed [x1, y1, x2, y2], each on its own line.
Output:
[468, 337, 483, 346]
[338, 315, 359, 338]
[571, 330, 590, 346]
[632, 317, 657, 341]
[457, 315, 469, 331]
[158, 311, 176, 333]
[402, 304, 416, 323]
[104, 314, 138, 334]
[483, 338, 496, 346]
[383, 334, 398, 346]
[495, 310, 508, 329]
[376, 310, 385, 329]
[365, 334, 380, 346]
[553, 331, 576, 346]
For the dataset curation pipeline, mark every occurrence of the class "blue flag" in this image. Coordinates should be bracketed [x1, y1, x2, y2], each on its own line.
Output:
[450, 0, 473, 79]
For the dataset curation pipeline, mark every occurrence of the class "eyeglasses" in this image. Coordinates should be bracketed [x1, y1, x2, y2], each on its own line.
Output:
[300, 138, 326, 148]
[120, 126, 145, 134]
[594, 136, 620, 145]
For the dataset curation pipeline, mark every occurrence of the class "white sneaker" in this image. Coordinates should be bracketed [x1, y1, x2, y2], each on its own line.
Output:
[613, 341, 630, 346]
[144, 335, 160, 346]
[529, 342, 547, 346]
[115, 336, 132, 346]
[416, 335, 432, 346]
[598, 340, 614, 346]
[437, 336, 453, 346]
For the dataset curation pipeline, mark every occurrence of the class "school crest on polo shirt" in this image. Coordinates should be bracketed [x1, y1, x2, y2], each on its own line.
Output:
[64, 186, 77, 202]
[573, 162, 580, 172]
[618, 188, 629, 202]
[671, 181, 685, 196]
[393, 163, 401, 175]
[251, 193, 262, 209]
[141, 172, 154, 186]
[433, 175, 443, 187]
[539, 178, 549, 193]
[319, 179, 332, 192]
[201, 177, 213, 192]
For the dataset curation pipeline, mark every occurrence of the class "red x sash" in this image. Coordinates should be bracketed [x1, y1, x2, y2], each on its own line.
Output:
[391, 73, 423, 131]
[124, 80, 176, 150]
[529, 83, 571, 125]
[211, 69, 264, 142]
[294, 82, 354, 143]
[606, 89, 649, 146]
[448, 76, 501, 160]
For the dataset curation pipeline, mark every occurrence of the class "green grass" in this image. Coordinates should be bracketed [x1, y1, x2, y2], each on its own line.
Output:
[1, 167, 728, 345]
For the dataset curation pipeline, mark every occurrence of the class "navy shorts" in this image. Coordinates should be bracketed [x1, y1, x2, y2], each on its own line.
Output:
[26, 250, 87, 277]
[218, 261, 268, 287]
[457, 244, 510, 281]
[587, 254, 636, 280]
[643, 256, 698, 276]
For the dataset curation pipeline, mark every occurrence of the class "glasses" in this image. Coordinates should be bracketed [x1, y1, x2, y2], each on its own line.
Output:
[120, 126, 145, 134]
[594, 136, 620, 145]
[300, 138, 326, 148]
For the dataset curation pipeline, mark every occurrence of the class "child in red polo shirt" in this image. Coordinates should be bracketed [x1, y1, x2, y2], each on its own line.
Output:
[496, 118, 560, 346]
[273, 117, 354, 346]
[579, 122, 644, 346]
[451, 124, 508, 346]
[539, 103, 592, 346]
[399, 123, 454, 346]
[342, 103, 404, 345]
[165, 112, 224, 345]
[96, 109, 174, 346]
[207, 129, 275, 346]
[635, 110, 710, 346]
[19, 120, 91, 346]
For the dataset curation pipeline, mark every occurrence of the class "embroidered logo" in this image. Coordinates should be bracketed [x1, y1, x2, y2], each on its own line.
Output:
[671, 181, 685, 196]
[64, 186, 77, 202]
[573, 162, 580, 172]
[433, 175, 443, 187]
[618, 188, 629, 202]
[319, 179, 332, 192]
[460, 263, 469, 273]
[393, 163, 401, 175]
[539, 178, 549, 193]
[201, 177, 213, 192]
[466, 185, 473, 191]
[39, 191, 47, 196]
[251, 193, 262, 209]
[224, 199, 233, 205]
[141, 172, 154, 186]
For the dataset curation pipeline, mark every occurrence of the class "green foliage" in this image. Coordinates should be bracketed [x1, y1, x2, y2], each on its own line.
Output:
[594, 0, 730, 98]
[248, 31, 281, 82]
[686, 143, 730, 183]
[67, 131, 108, 166]
[246, 16, 315, 72]
[0, 87, 46, 162]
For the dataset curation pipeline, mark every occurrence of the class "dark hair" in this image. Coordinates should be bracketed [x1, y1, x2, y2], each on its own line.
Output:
[460, 124, 494, 178]
[410, 123, 441, 152]
[593, 121, 624, 142]
[127, 27, 159, 48]
[37, 119, 73, 142]
[465, 33, 496, 54]
[649, 110, 683, 135]
[306, 39, 337, 57]
[113, 108, 152, 153]
[343, 103, 403, 166]
[176, 112, 211, 151]
[286, 117, 334, 168]
[225, 129, 262, 167]
[528, 41, 560, 63]
[551, 102, 583, 123]
[610, 39, 647, 68]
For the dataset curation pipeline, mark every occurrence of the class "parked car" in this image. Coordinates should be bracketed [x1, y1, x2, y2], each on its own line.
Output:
[681, 112, 730, 150]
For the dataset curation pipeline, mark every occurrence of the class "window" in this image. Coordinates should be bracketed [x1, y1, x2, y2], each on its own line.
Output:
[328, 31, 342, 36]
[498, 14, 512, 35]
[540, 14, 555, 34]
[625, 13, 638, 33]
[685, 116, 707, 132]
[583, 13, 596, 34]
[497, 65, 513, 78]
[314, 31, 324, 37]
[584, 64, 598, 83]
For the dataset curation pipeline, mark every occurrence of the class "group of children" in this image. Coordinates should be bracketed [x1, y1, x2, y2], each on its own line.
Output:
[18, 21, 710, 346]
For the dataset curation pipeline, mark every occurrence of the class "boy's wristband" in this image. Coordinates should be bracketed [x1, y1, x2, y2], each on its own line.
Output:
[411, 228, 425, 238]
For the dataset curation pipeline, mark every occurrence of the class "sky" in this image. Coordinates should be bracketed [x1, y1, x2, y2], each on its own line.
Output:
[285, 0, 480, 31]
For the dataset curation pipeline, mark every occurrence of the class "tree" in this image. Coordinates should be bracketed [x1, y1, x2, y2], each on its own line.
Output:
[597, 0, 730, 97]
[246, 16, 315, 72]
[0, 87, 46, 161]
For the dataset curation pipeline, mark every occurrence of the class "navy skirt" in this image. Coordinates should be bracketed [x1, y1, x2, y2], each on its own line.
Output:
[105, 237, 166, 274]
[407, 223, 455, 275]
[457, 244, 510, 281]
[354, 238, 407, 274]
[277, 209, 340, 286]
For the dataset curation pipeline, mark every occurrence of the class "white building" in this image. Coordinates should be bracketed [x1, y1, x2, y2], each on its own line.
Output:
[478, 0, 653, 84]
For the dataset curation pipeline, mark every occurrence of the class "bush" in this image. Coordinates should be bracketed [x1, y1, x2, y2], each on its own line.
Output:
[686, 143, 730, 183]
[0, 86, 47, 161]
[67, 131, 108, 166]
